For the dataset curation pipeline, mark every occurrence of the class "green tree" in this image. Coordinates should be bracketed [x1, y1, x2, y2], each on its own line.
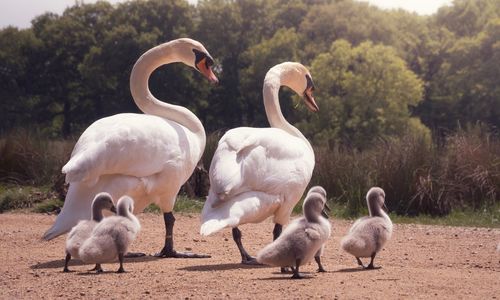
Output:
[298, 40, 426, 149]
[0, 27, 42, 132]
[239, 27, 300, 126]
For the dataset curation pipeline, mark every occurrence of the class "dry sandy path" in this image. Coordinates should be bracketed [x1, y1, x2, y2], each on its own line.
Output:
[1, 212, 499, 299]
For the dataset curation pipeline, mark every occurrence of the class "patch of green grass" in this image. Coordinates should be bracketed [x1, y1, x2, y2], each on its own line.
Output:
[144, 195, 205, 214]
[390, 204, 500, 228]
[0, 184, 62, 213]
[33, 198, 64, 213]
[0, 187, 34, 212]
[294, 199, 500, 228]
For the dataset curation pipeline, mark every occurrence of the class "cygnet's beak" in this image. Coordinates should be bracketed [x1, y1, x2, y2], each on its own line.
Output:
[382, 202, 389, 213]
[321, 202, 331, 219]
[110, 205, 117, 214]
[196, 57, 219, 85]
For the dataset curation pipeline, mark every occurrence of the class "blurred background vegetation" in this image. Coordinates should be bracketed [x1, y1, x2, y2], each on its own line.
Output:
[0, 0, 499, 224]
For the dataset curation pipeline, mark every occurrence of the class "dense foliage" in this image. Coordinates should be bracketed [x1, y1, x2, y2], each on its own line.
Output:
[1, 0, 499, 144]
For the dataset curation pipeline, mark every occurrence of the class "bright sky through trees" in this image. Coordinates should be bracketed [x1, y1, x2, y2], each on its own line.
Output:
[1, 0, 453, 29]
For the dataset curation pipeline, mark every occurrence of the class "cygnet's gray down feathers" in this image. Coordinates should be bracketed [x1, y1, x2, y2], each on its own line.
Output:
[257, 190, 331, 269]
[78, 196, 140, 265]
[64, 192, 115, 271]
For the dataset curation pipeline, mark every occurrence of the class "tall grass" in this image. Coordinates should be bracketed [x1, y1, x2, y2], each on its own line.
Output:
[0, 129, 73, 185]
[0, 126, 498, 218]
[311, 124, 500, 217]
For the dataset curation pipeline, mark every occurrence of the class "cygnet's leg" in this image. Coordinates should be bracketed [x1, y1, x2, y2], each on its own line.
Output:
[155, 212, 211, 258]
[356, 257, 365, 268]
[315, 256, 326, 272]
[365, 252, 377, 269]
[93, 264, 103, 273]
[273, 224, 291, 273]
[63, 253, 71, 272]
[117, 253, 125, 273]
[291, 259, 303, 279]
[232, 227, 260, 265]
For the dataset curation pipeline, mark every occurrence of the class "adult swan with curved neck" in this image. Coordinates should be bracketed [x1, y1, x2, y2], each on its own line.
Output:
[43, 38, 218, 258]
[200, 62, 318, 264]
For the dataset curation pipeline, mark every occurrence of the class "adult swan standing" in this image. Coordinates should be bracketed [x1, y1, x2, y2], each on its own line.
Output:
[43, 38, 218, 258]
[200, 62, 318, 264]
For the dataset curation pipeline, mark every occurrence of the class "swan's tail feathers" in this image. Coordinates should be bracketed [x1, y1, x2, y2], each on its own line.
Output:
[42, 182, 95, 240]
[200, 219, 229, 236]
[42, 223, 68, 240]
[340, 235, 366, 256]
[62, 153, 98, 185]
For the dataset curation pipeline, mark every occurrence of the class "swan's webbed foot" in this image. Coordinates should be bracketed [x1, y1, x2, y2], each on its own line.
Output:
[157, 212, 211, 259]
[124, 252, 146, 258]
[241, 256, 262, 265]
[291, 272, 304, 279]
[154, 248, 211, 258]
[232, 227, 260, 265]
[63, 267, 70, 273]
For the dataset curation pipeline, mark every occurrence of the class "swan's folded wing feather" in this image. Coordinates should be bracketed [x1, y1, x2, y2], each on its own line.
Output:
[63, 114, 194, 184]
[209, 127, 314, 202]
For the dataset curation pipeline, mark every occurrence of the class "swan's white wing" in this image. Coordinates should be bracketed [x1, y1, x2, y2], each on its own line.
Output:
[209, 127, 314, 204]
[63, 113, 200, 186]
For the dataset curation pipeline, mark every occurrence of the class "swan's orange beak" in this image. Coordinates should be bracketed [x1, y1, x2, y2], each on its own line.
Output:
[304, 87, 319, 112]
[196, 57, 219, 85]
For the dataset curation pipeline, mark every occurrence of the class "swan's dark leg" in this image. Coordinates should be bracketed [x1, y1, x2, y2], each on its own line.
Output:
[273, 224, 291, 273]
[117, 253, 125, 273]
[356, 257, 364, 268]
[232, 227, 260, 265]
[365, 252, 377, 269]
[63, 253, 71, 272]
[315, 256, 326, 272]
[155, 212, 210, 258]
[272, 223, 282, 240]
[291, 259, 303, 279]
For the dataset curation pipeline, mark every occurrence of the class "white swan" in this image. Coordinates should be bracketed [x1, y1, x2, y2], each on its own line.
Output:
[257, 187, 331, 279]
[200, 62, 318, 264]
[43, 38, 218, 258]
[64, 192, 116, 272]
[79, 195, 141, 273]
[340, 187, 393, 269]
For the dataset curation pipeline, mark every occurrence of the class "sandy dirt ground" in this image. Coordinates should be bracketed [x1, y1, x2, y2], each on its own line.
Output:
[0, 212, 499, 299]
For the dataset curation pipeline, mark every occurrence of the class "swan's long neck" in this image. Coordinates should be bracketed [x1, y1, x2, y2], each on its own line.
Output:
[91, 204, 104, 222]
[263, 70, 311, 149]
[368, 197, 389, 221]
[130, 42, 206, 149]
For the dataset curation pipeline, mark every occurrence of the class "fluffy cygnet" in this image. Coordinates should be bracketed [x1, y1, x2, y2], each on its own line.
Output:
[64, 192, 116, 272]
[340, 187, 393, 269]
[78, 195, 141, 273]
[257, 188, 331, 279]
